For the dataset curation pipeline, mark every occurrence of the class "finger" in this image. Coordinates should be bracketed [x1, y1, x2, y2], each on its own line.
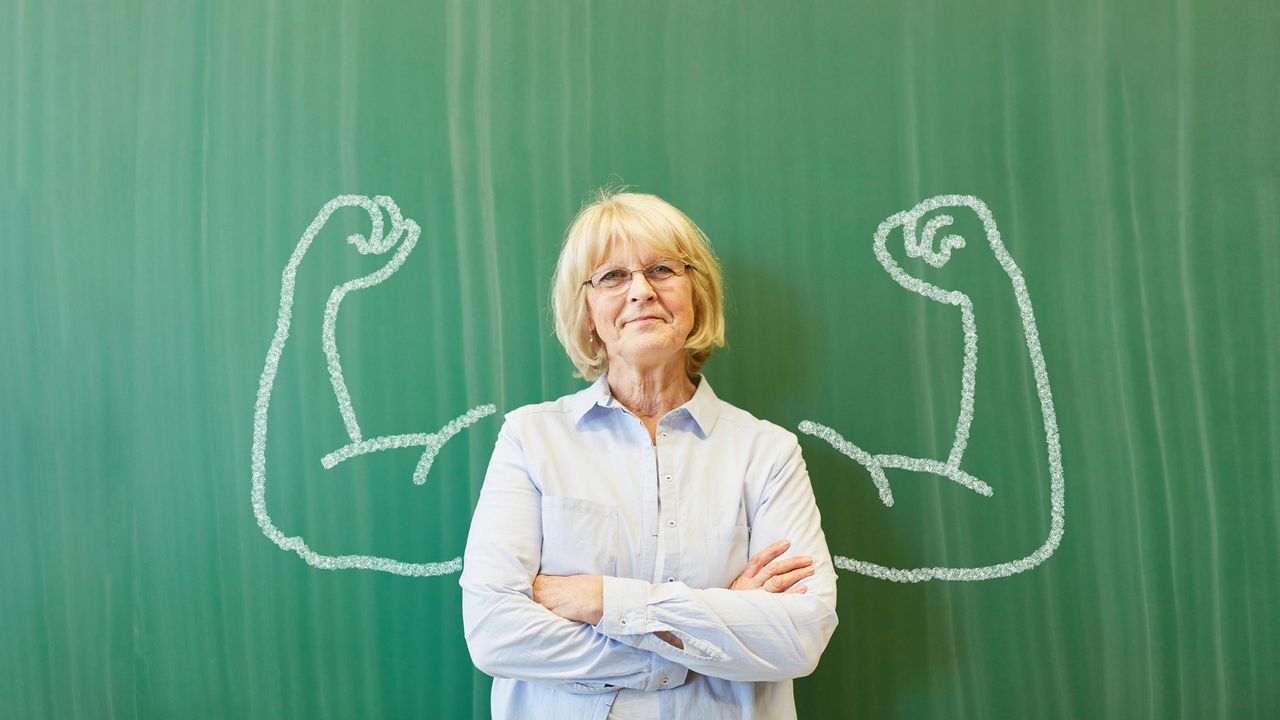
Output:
[750, 555, 811, 589]
[757, 556, 813, 582]
[763, 566, 816, 593]
[744, 540, 790, 577]
[783, 584, 809, 595]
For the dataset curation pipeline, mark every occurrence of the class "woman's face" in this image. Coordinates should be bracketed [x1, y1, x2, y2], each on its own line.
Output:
[585, 243, 695, 374]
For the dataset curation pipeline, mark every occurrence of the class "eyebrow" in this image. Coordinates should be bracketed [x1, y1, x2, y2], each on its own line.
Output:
[594, 256, 675, 270]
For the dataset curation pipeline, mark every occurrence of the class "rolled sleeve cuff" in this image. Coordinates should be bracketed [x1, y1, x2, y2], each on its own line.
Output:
[596, 576, 719, 669]
[594, 577, 689, 691]
[596, 576, 651, 637]
[646, 652, 689, 692]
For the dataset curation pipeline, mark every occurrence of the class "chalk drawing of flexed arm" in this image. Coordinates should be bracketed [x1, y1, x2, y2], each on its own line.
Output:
[251, 195, 495, 577]
[800, 195, 1065, 582]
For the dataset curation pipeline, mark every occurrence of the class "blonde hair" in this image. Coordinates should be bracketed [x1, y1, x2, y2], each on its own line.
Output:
[551, 186, 725, 381]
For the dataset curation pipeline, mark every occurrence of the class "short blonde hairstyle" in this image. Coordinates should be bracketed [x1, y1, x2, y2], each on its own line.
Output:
[551, 187, 725, 381]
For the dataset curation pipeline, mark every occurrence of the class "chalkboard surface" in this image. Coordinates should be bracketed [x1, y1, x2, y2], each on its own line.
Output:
[3, 1, 1277, 718]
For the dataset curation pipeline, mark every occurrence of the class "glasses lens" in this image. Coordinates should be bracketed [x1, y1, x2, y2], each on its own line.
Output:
[645, 261, 680, 282]
[596, 268, 629, 289]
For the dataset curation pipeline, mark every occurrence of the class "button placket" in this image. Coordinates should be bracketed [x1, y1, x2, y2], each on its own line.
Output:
[656, 430, 678, 586]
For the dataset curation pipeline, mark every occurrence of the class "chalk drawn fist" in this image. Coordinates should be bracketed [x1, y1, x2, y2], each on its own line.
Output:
[251, 195, 494, 577]
[800, 195, 1065, 582]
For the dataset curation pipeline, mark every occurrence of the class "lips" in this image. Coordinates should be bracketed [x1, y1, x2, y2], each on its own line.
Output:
[626, 316, 662, 325]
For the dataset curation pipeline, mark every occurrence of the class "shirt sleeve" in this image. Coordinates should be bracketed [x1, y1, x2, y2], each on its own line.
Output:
[593, 434, 839, 683]
[459, 418, 690, 695]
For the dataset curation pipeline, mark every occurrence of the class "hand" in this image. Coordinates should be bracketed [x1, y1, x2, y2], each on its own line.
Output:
[532, 574, 604, 625]
[877, 195, 992, 286]
[730, 540, 813, 594]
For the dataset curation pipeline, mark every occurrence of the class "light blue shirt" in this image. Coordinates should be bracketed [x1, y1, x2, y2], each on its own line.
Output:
[460, 374, 838, 719]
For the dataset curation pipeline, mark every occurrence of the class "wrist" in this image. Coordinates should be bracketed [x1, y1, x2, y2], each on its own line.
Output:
[584, 575, 604, 625]
[654, 630, 684, 649]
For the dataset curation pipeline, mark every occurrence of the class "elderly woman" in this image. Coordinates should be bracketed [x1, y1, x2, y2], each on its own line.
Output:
[460, 189, 838, 719]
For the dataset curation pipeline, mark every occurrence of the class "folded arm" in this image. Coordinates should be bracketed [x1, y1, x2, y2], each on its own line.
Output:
[593, 437, 839, 682]
[459, 419, 689, 694]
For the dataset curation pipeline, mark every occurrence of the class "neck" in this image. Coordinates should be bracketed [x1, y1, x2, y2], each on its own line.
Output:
[606, 356, 697, 419]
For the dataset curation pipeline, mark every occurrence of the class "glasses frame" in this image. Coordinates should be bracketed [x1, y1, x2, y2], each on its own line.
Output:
[581, 259, 696, 293]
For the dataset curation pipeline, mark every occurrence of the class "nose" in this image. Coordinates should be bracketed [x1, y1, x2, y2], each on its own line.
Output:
[627, 270, 657, 301]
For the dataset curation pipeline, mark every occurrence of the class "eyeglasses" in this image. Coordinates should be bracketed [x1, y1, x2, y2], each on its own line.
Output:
[581, 258, 695, 294]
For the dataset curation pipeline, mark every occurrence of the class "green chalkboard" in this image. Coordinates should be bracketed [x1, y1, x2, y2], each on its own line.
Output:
[3, 1, 1277, 718]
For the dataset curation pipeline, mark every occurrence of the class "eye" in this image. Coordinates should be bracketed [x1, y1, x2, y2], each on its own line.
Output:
[598, 268, 628, 285]
[647, 262, 677, 279]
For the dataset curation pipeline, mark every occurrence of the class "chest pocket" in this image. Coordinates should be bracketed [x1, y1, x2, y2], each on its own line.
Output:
[540, 496, 619, 576]
[703, 524, 751, 589]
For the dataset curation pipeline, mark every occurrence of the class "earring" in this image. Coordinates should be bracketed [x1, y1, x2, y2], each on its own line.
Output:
[589, 331, 596, 344]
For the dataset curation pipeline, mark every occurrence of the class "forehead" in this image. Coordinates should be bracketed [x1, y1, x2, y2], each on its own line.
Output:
[591, 234, 680, 269]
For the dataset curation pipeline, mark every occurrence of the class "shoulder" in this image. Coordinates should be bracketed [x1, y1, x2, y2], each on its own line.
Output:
[500, 384, 594, 430]
[703, 390, 808, 499]
[504, 397, 574, 421]
[709, 393, 802, 454]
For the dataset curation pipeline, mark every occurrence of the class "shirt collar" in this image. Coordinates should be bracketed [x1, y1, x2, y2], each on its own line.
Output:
[681, 375, 721, 437]
[569, 374, 615, 425]
[571, 371, 722, 438]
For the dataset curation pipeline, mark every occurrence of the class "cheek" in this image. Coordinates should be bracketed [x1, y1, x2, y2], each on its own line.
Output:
[679, 315, 695, 339]
[677, 295, 696, 335]
[588, 301, 618, 336]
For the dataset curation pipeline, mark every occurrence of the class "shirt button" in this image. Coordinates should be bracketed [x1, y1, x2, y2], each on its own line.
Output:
[664, 474, 672, 482]
[660, 676, 669, 685]
[619, 618, 628, 626]
[661, 432, 668, 439]
[667, 520, 676, 527]
[667, 577, 675, 582]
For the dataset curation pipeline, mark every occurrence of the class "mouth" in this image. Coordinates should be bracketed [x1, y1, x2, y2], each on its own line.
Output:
[626, 316, 662, 325]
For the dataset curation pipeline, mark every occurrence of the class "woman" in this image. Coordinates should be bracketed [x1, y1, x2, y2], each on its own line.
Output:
[460, 188, 838, 719]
